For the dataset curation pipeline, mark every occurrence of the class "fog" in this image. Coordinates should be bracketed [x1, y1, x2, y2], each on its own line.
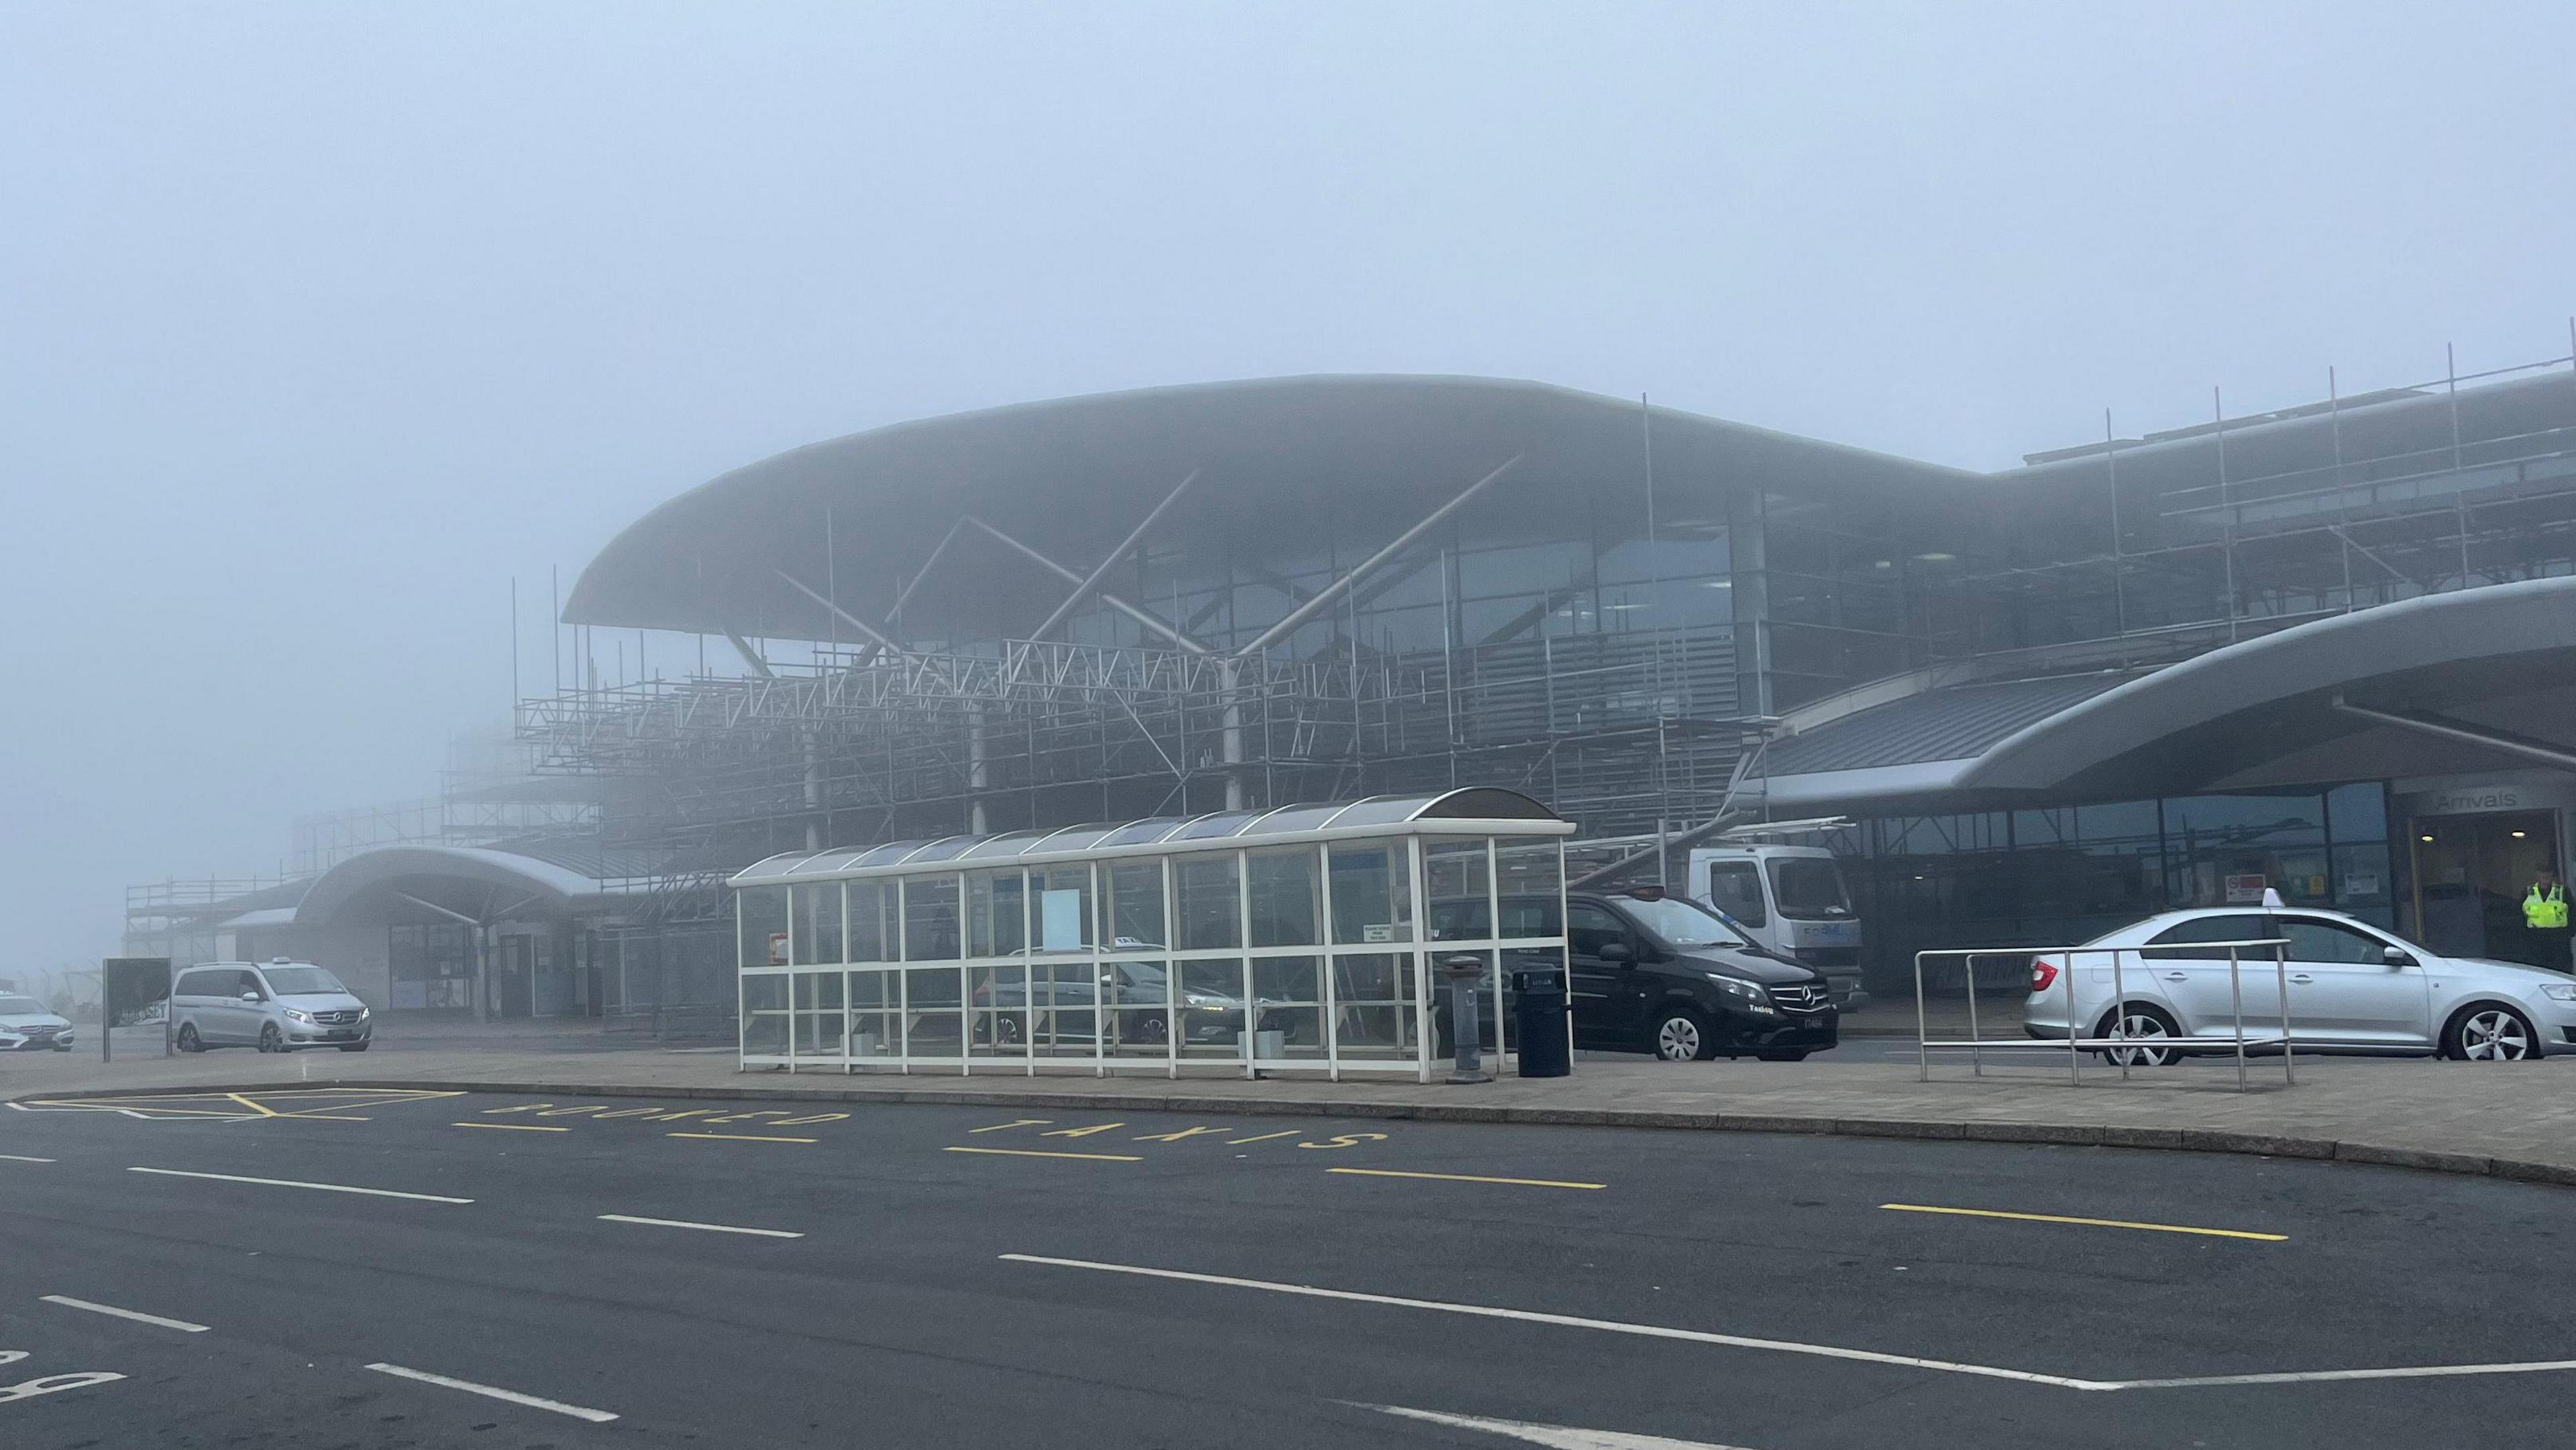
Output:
[3, 1, 2569, 974]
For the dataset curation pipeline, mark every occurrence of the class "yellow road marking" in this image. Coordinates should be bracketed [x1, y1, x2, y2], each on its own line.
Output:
[1878, 1203, 2288, 1242]
[971, 1119, 1052, 1133]
[225, 1094, 283, 1118]
[945, 1145, 1141, 1163]
[280, 1115, 371, 1121]
[667, 1132, 818, 1144]
[1226, 1130, 1299, 1145]
[456, 1122, 570, 1133]
[1327, 1168, 1605, 1190]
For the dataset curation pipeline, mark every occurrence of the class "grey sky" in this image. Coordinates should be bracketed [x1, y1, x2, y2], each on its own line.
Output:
[3, 2, 2570, 971]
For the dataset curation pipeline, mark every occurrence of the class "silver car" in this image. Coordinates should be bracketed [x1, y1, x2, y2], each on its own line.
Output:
[0, 993, 74, 1052]
[2025, 907, 2576, 1062]
[172, 960, 372, 1053]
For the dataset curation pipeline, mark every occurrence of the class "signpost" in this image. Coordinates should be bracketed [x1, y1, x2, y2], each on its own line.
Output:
[99, 957, 174, 1061]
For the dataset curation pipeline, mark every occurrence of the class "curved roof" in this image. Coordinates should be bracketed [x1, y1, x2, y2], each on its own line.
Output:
[729, 787, 1572, 886]
[1756, 576, 2576, 812]
[295, 845, 621, 927]
[568, 374, 1974, 637]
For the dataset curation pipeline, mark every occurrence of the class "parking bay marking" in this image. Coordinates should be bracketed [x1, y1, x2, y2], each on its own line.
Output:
[456, 1122, 570, 1133]
[599, 1213, 803, 1239]
[127, 1166, 474, 1204]
[1330, 1167, 1605, 1191]
[0, 1154, 56, 1163]
[947, 1146, 1142, 1163]
[667, 1131, 817, 1144]
[364, 1363, 619, 1423]
[1004, 1254, 2576, 1393]
[39, 1296, 210, 1333]
[1879, 1203, 2287, 1243]
[1364, 1403, 1752, 1449]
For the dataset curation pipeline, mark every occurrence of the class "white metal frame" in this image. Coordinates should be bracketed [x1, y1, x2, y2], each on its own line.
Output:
[1913, 937, 2297, 1091]
[735, 801, 1571, 1083]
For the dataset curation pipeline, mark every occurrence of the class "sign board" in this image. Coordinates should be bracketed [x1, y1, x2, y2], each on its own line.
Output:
[766, 931, 790, 966]
[1362, 923, 1397, 943]
[2424, 785, 2526, 815]
[1039, 888, 1085, 951]
[2224, 874, 2269, 904]
[101, 957, 173, 1061]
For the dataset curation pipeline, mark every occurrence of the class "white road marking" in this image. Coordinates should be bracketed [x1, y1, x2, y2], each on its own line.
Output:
[1000, 1254, 2112, 1390]
[598, 1213, 803, 1239]
[2108, 1359, 2576, 1390]
[1365, 1403, 1756, 1449]
[40, 1294, 211, 1333]
[1004, 1254, 2576, 1395]
[0, 1153, 56, 1163]
[127, 1166, 472, 1204]
[364, 1362, 619, 1422]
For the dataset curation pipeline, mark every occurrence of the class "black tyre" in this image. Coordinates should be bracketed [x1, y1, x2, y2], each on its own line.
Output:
[176, 1023, 203, 1053]
[2443, 1003, 2538, 1061]
[257, 1023, 283, 1054]
[1124, 1013, 1169, 1047]
[1646, 1006, 1717, 1061]
[337, 1041, 370, 1053]
[2096, 1002, 2185, 1066]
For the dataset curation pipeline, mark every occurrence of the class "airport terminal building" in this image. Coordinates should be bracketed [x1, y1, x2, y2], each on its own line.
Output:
[130, 352, 2576, 1013]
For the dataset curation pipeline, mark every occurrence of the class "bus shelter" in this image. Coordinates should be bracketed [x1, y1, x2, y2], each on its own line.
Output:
[729, 788, 1574, 1081]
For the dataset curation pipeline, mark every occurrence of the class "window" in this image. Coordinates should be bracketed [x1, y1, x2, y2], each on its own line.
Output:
[1705, 862, 1767, 927]
[2139, 914, 2270, 961]
[1612, 894, 1746, 949]
[1768, 858, 1851, 921]
[258, 966, 345, 996]
[902, 877, 961, 962]
[2279, 917, 2403, 966]
[1567, 902, 1629, 959]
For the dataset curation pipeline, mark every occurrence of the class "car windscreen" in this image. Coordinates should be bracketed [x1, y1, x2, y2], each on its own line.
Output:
[1613, 895, 1748, 949]
[260, 966, 347, 996]
[1768, 858, 1851, 921]
[0, 994, 42, 1015]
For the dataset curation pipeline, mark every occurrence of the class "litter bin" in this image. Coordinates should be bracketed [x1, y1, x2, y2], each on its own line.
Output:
[1513, 965, 1570, 1078]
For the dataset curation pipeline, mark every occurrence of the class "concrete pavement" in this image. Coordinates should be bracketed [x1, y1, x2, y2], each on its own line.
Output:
[13, 1022, 2576, 1188]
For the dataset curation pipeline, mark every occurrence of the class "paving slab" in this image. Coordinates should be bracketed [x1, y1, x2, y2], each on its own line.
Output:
[9, 1033, 2576, 1186]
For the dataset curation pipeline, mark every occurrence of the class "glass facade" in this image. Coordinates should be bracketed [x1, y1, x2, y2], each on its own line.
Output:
[1843, 782, 2395, 992]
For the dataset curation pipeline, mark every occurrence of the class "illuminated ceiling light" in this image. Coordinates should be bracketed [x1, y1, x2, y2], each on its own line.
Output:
[2420, 833, 2436, 843]
[2512, 830, 2529, 838]
[1914, 552, 1957, 562]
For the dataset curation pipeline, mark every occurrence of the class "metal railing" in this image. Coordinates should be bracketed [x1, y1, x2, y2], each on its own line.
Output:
[1913, 939, 2296, 1091]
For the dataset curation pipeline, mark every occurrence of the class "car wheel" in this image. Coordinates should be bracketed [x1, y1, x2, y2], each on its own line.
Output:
[337, 1041, 370, 1053]
[176, 1023, 202, 1053]
[1756, 1049, 1809, 1062]
[994, 1015, 1024, 1047]
[1125, 1015, 1169, 1047]
[258, 1023, 283, 1054]
[1647, 1007, 1716, 1061]
[2097, 1003, 2184, 1066]
[2445, 1004, 2538, 1061]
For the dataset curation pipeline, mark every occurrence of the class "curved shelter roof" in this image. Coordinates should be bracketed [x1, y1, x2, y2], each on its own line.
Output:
[729, 787, 1572, 886]
[1758, 576, 2576, 813]
[568, 374, 1975, 639]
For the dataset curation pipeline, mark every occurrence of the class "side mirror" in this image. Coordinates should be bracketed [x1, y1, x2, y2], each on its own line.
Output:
[239, 990, 262, 1003]
[1597, 941, 1633, 966]
[2383, 945, 2410, 968]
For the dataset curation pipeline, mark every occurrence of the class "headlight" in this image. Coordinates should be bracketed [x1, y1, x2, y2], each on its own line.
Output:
[1182, 992, 1231, 1010]
[284, 1008, 313, 1024]
[2543, 984, 2576, 1002]
[356, 1006, 370, 1019]
[1705, 974, 1776, 1013]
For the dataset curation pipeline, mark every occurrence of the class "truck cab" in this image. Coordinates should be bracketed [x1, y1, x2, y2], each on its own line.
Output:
[1686, 845, 1867, 1010]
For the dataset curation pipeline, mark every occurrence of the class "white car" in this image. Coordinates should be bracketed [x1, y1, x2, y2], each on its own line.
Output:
[0, 992, 75, 1052]
[2023, 907, 2576, 1062]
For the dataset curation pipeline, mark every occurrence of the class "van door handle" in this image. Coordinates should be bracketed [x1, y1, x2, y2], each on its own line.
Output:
[2290, 974, 2314, 984]
[2162, 972, 2188, 981]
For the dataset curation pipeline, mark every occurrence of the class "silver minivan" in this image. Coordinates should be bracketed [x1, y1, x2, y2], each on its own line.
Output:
[172, 960, 372, 1053]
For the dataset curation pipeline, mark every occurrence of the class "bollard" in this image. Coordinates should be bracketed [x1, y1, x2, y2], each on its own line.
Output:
[1442, 953, 1490, 1084]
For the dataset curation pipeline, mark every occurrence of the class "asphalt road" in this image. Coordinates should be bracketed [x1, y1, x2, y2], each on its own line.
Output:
[5, 1087, 2575, 1449]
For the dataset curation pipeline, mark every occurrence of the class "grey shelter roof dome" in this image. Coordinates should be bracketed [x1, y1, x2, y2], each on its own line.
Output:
[566, 374, 1978, 638]
[729, 787, 1572, 886]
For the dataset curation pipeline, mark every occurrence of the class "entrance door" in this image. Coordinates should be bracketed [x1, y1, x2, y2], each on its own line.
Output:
[494, 935, 535, 1018]
[2412, 811, 2561, 967]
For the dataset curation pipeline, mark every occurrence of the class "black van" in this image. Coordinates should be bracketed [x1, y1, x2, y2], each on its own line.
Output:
[1566, 888, 1839, 1061]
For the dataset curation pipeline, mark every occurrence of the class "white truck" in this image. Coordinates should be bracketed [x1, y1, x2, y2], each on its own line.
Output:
[1686, 845, 1868, 1010]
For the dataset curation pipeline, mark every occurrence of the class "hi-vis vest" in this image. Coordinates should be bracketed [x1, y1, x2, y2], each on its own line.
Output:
[2526, 884, 2569, 929]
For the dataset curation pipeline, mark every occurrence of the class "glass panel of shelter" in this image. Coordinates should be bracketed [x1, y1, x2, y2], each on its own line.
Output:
[735, 827, 1565, 1081]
